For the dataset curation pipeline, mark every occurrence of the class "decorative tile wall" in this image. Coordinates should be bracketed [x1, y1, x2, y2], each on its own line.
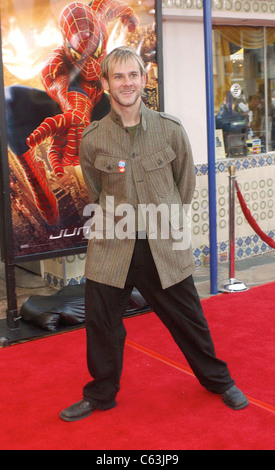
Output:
[43, 254, 86, 289]
[162, 0, 275, 14]
[193, 154, 275, 267]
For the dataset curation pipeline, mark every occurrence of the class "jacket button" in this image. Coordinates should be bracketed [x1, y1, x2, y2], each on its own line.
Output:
[131, 153, 136, 158]
[107, 164, 112, 170]
[157, 159, 163, 165]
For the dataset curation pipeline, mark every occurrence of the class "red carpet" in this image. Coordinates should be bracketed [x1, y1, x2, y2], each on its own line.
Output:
[0, 282, 275, 450]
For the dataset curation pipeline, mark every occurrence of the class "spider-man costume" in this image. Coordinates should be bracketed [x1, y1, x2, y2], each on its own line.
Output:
[5, 0, 138, 225]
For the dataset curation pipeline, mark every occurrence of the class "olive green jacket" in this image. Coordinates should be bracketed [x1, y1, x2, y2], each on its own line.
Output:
[79, 101, 196, 289]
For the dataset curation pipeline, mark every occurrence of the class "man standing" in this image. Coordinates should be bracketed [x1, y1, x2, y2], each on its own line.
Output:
[59, 47, 248, 422]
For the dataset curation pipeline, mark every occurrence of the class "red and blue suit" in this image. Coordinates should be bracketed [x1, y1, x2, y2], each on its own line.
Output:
[5, 0, 138, 225]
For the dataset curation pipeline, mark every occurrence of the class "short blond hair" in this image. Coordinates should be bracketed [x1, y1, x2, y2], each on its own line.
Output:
[101, 46, 146, 80]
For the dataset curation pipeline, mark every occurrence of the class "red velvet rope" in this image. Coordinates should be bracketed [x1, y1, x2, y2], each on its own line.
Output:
[235, 180, 275, 249]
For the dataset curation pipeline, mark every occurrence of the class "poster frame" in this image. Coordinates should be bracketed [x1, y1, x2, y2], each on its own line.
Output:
[0, 0, 164, 264]
[0, 1, 164, 328]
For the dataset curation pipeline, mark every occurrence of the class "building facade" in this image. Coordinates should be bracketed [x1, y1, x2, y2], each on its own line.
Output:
[43, 0, 275, 287]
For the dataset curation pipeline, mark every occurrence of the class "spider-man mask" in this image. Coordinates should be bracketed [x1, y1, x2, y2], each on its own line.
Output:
[59, 2, 107, 81]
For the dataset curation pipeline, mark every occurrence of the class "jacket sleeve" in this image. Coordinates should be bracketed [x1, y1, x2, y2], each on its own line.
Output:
[79, 128, 101, 205]
[172, 123, 196, 205]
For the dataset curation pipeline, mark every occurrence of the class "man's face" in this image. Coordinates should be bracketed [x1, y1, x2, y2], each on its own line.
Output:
[102, 58, 146, 110]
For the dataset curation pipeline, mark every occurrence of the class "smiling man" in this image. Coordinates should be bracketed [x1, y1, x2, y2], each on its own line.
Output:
[59, 46, 249, 422]
[101, 57, 146, 121]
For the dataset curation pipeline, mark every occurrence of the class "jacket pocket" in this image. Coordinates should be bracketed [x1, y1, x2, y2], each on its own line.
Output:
[94, 155, 122, 173]
[95, 154, 126, 194]
[142, 146, 176, 197]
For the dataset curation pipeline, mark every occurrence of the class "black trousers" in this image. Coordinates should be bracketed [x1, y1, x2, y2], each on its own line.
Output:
[83, 238, 234, 409]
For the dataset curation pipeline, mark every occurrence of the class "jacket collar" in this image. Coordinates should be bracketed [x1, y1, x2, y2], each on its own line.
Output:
[109, 101, 148, 131]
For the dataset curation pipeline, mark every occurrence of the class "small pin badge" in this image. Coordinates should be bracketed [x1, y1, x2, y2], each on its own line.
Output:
[118, 160, 126, 173]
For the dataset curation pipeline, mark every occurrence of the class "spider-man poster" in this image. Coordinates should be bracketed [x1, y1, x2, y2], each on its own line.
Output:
[0, 0, 162, 259]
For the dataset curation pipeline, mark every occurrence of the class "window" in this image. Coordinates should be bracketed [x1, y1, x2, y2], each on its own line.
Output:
[213, 26, 275, 159]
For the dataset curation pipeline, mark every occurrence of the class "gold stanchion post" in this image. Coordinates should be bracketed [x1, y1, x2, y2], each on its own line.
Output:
[219, 165, 248, 293]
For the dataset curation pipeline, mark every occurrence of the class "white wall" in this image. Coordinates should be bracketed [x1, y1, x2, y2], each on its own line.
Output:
[162, 18, 208, 165]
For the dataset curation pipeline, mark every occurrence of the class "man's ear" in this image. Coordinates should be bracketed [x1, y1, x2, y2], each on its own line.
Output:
[101, 77, 110, 92]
